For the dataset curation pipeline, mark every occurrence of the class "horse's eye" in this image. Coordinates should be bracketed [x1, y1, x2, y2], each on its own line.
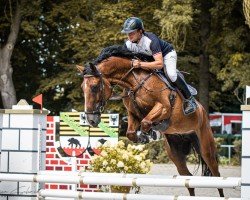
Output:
[91, 85, 99, 93]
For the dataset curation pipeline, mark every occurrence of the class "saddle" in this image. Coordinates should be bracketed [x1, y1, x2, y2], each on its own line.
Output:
[155, 70, 197, 96]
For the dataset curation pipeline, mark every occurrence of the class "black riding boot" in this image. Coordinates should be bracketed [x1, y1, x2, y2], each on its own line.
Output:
[173, 75, 197, 115]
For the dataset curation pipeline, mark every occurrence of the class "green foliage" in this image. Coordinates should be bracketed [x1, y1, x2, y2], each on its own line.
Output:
[208, 0, 250, 110]
[1, 0, 249, 114]
[218, 53, 250, 91]
[155, 0, 194, 51]
[231, 139, 241, 166]
[243, 0, 250, 28]
[145, 140, 170, 163]
[120, 136, 240, 166]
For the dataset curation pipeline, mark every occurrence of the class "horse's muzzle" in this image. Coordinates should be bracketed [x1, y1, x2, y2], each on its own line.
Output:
[86, 113, 101, 127]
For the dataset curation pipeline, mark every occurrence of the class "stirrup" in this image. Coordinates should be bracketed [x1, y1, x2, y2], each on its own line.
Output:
[182, 98, 197, 115]
[183, 106, 196, 115]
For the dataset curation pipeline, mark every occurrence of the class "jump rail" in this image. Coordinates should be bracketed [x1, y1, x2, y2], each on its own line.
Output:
[38, 189, 241, 200]
[1, 90, 250, 200]
[0, 173, 241, 189]
[38, 170, 241, 180]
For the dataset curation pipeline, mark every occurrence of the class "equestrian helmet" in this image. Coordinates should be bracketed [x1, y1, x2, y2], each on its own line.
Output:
[121, 17, 144, 34]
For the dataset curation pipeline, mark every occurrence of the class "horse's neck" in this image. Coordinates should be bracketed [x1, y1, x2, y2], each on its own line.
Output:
[99, 57, 137, 89]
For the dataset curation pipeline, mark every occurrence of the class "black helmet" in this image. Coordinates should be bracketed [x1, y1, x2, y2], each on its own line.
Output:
[121, 17, 144, 34]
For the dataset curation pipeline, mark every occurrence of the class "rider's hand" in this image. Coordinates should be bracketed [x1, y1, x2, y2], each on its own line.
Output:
[132, 59, 141, 68]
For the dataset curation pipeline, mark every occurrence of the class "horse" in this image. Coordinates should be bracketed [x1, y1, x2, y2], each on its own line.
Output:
[77, 45, 224, 197]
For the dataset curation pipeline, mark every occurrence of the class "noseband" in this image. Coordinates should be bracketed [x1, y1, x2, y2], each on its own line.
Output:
[83, 71, 106, 115]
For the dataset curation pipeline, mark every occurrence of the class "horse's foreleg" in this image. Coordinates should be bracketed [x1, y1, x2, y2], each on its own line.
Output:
[141, 102, 170, 133]
[126, 111, 140, 142]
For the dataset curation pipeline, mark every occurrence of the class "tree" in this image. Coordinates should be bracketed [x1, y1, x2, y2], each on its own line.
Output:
[0, 0, 21, 108]
[0, 0, 42, 108]
[198, 0, 212, 112]
[155, 0, 212, 112]
[3, 0, 248, 114]
[35, 0, 133, 114]
[243, 0, 250, 28]
[154, 0, 194, 51]
[35, 0, 162, 114]
[154, 0, 250, 113]
[209, 0, 250, 111]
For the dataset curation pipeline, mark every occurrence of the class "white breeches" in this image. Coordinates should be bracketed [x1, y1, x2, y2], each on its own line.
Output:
[163, 50, 177, 82]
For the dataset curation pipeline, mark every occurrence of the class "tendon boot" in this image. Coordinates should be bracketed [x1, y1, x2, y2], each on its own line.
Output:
[174, 75, 197, 115]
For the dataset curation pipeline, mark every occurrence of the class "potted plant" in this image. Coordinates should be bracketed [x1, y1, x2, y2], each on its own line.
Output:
[90, 140, 153, 193]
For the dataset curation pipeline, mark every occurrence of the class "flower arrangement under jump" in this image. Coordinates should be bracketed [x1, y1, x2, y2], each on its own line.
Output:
[90, 140, 153, 193]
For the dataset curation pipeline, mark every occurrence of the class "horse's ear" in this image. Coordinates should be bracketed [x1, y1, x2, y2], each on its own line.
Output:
[76, 65, 85, 73]
[89, 62, 98, 74]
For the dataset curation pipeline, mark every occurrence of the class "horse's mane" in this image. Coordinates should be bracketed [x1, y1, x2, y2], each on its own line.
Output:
[83, 45, 154, 76]
[93, 45, 154, 65]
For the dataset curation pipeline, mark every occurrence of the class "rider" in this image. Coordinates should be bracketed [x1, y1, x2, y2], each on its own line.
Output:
[121, 17, 197, 115]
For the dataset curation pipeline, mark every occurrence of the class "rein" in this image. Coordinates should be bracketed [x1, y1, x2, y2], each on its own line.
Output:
[83, 58, 173, 118]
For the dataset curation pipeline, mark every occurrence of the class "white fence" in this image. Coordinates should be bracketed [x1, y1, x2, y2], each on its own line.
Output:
[0, 87, 250, 199]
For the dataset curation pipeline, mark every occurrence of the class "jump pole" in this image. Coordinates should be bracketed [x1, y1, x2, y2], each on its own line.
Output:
[38, 170, 241, 180]
[38, 189, 241, 200]
[0, 173, 241, 188]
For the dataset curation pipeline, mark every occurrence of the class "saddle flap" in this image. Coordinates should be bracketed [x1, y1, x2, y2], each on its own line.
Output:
[156, 71, 197, 96]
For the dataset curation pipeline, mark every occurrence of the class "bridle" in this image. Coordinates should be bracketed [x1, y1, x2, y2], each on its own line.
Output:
[82, 59, 160, 115]
[83, 71, 106, 115]
[82, 61, 136, 115]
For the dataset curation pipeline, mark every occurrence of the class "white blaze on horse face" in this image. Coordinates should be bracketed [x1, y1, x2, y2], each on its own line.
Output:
[84, 77, 99, 113]
[84, 80, 88, 112]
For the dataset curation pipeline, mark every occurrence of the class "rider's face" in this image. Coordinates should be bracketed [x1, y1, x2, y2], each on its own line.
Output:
[127, 30, 142, 43]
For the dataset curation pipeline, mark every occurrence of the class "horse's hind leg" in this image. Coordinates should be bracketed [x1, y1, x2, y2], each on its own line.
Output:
[164, 134, 195, 196]
[196, 112, 224, 197]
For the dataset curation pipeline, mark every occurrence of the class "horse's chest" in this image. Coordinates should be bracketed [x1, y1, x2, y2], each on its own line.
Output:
[130, 97, 152, 114]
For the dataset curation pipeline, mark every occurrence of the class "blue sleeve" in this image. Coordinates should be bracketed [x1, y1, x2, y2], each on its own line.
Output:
[149, 35, 162, 55]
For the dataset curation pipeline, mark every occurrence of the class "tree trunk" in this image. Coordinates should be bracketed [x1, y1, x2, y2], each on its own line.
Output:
[0, 49, 17, 108]
[0, 2, 22, 108]
[198, 0, 212, 113]
[243, 0, 250, 28]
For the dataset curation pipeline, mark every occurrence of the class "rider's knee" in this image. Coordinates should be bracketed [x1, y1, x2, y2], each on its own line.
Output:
[163, 50, 177, 82]
[166, 70, 177, 82]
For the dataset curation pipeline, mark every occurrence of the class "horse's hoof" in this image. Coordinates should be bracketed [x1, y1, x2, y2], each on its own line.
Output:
[138, 134, 149, 144]
[126, 132, 138, 143]
[141, 119, 152, 133]
[150, 130, 157, 140]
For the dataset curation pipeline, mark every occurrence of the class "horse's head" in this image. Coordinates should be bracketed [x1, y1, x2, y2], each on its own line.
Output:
[77, 63, 112, 127]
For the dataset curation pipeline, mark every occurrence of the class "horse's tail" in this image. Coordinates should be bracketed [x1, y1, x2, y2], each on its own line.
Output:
[190, 133, 213, 176]
[197, 104, 219, 176]
[166, 133, 213, 176]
